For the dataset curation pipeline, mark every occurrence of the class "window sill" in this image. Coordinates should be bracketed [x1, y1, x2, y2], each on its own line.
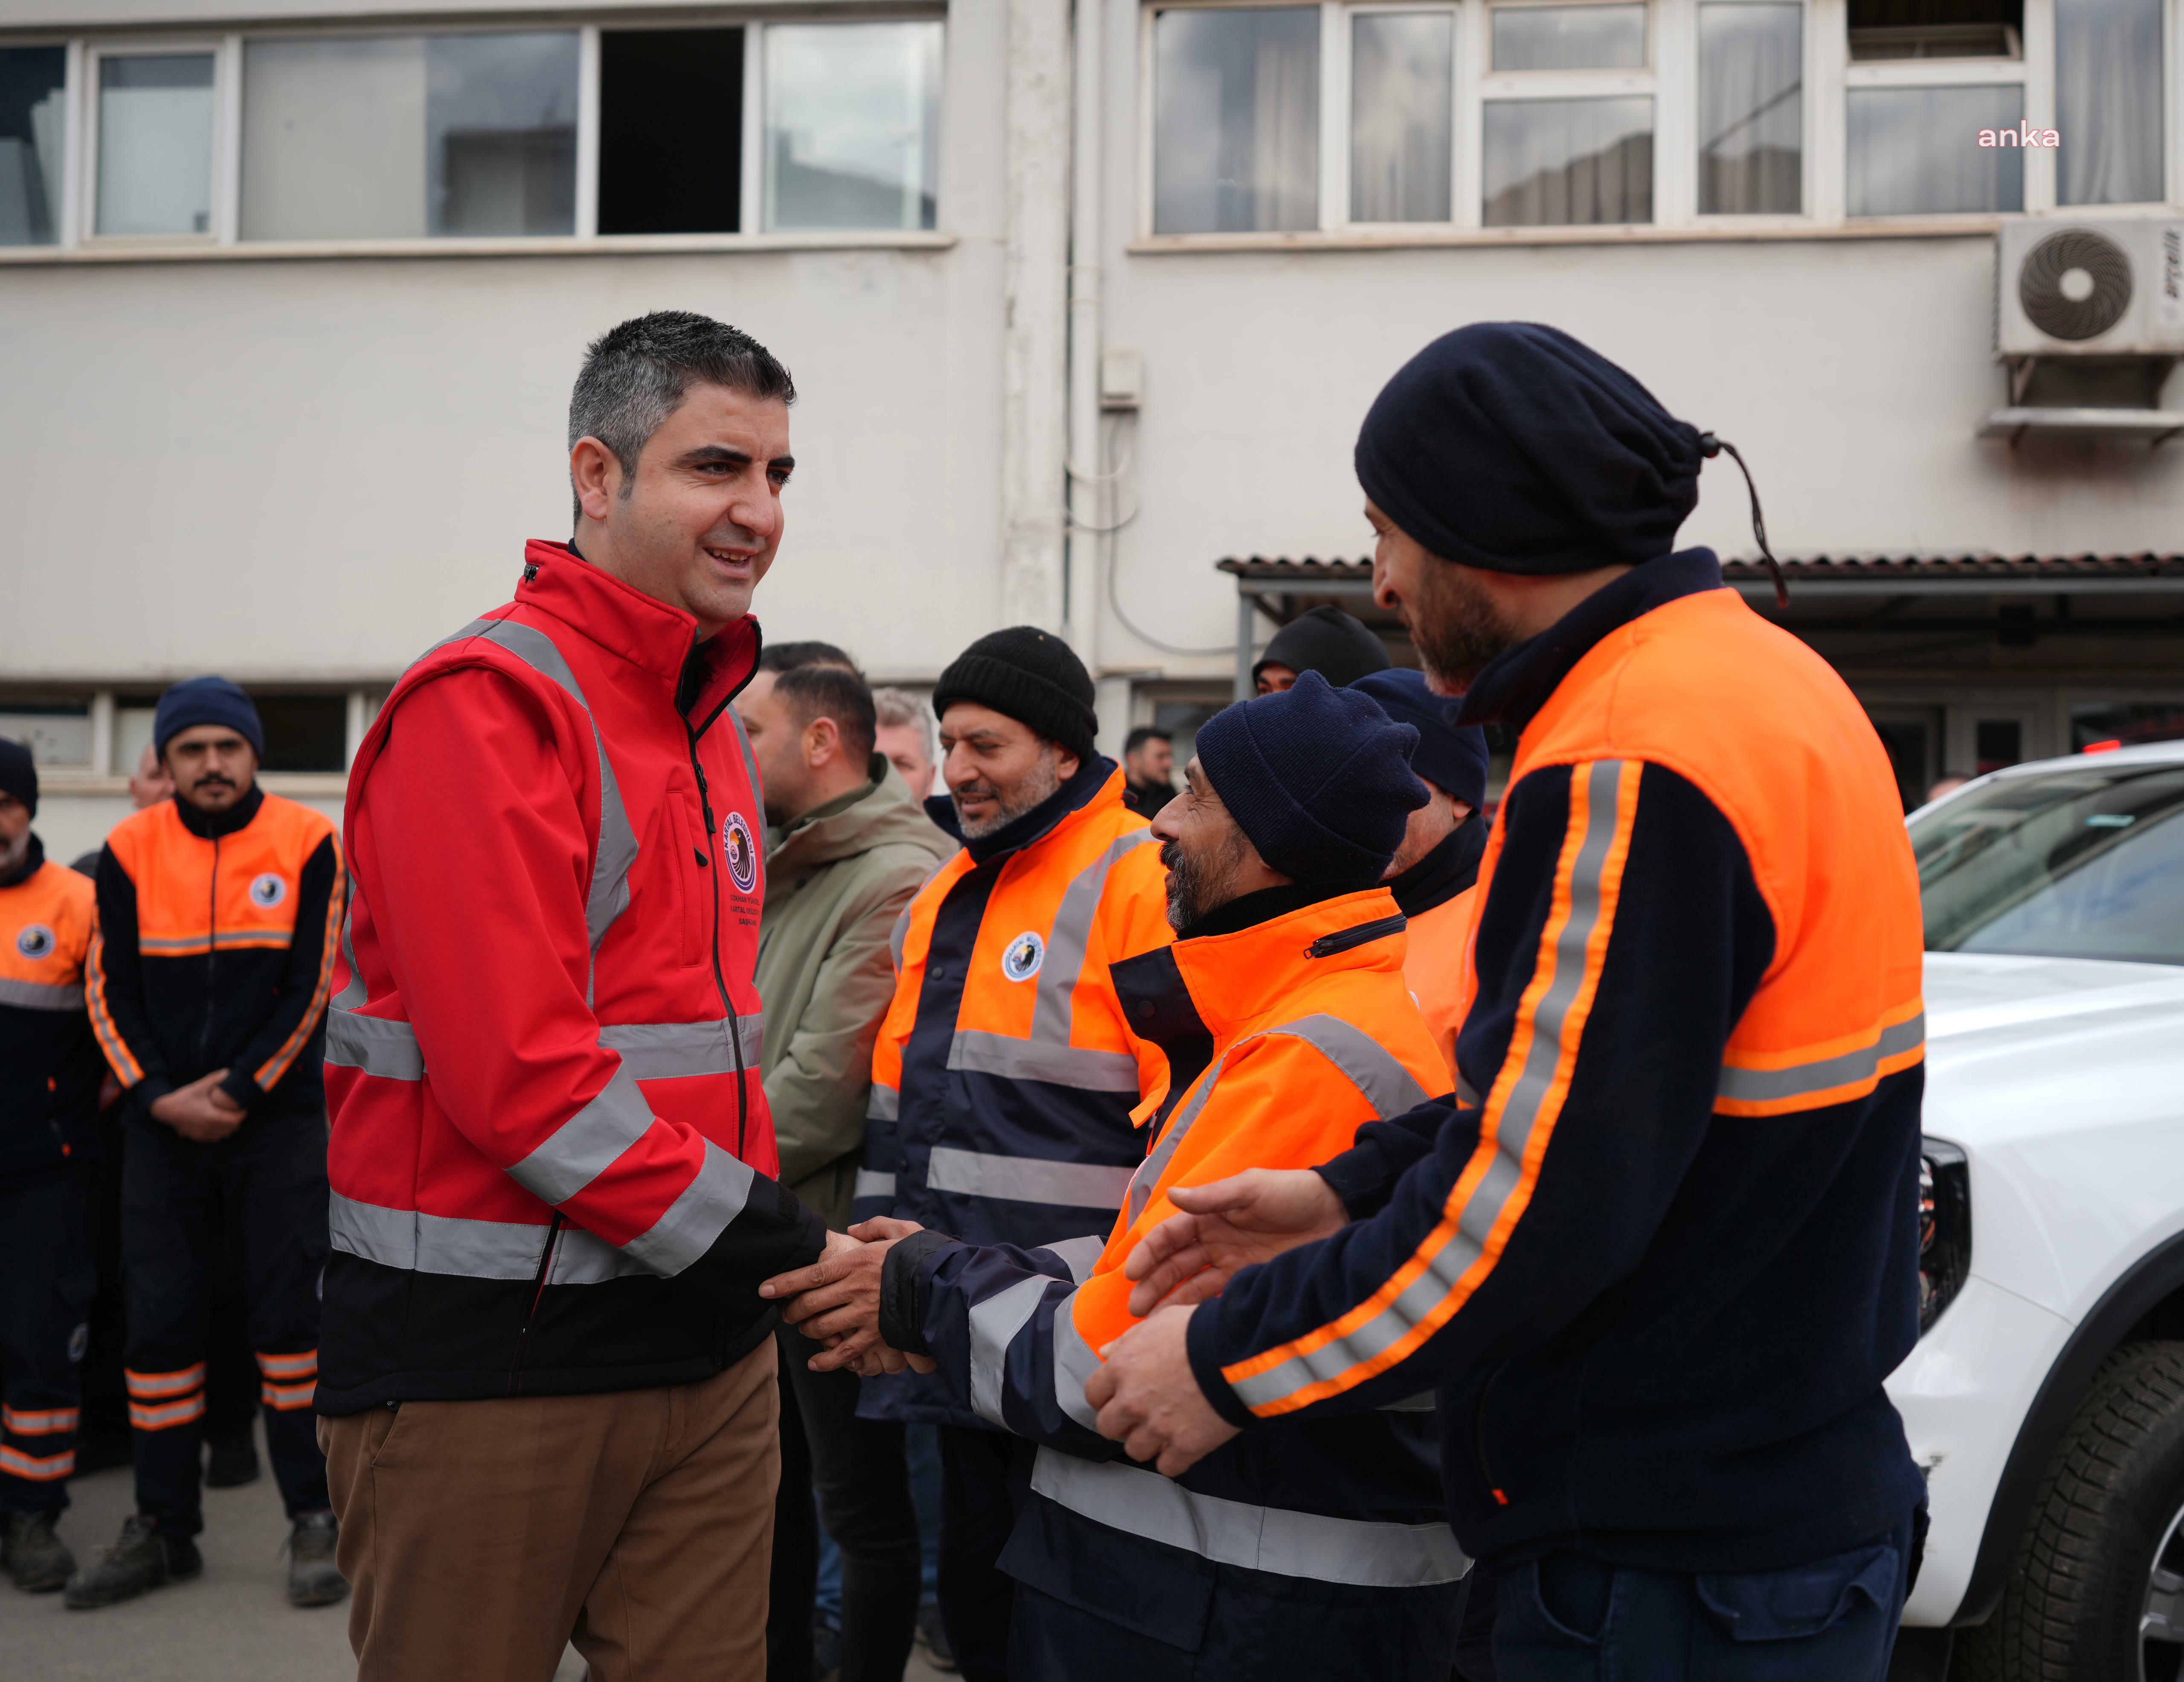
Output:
[0, 230, 959, 267]
[1128, 217, 2005, 253]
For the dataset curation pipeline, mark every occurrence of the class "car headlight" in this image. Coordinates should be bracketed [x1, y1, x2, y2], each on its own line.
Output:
[1919, 1138, 1971, 1334]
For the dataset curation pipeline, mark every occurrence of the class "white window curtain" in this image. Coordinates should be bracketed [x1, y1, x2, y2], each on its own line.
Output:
[1847, 84, 2023, 214]
[1698, 3, 1802, 212]
[2055, 0, 2162, 204]
[1483, 96, 1654, 224]
[1351, 12, 1454, 222]
[1154, 8, 1320, 234]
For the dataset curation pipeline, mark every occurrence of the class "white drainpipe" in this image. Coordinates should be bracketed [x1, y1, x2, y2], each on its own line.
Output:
[1063, 0, 1105, 673]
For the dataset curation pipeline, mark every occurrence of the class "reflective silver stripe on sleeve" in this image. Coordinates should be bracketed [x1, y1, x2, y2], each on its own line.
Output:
[1051, 1302, 1103, 1429]
[1228, 760, 1630, 1416]
[332, 901, 367, 1011]
[854, 1170, 897, 1201]
[0, 977, 85, 1010]
[325, 1008, 424, 1081]
[969, 1275, 1055, 1426]
[1715, 1013, 1926, 1105]
[507, 1062, 656, 1207]
[601, 1016, 764, 1080]
[926, 1147, 1134, 1212]
[947, 1031, 1143, 1092]
[1033, 1234, 1108, 1284]
[867, 1084, 900, 1122]
[1030, 1449, 1469, 1587]
[890, 900, 917, 972]
[620, 1141, 756, 1276]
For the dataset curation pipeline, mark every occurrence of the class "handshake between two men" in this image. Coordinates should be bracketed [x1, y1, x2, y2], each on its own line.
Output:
[757, 1165, 1350, 1474]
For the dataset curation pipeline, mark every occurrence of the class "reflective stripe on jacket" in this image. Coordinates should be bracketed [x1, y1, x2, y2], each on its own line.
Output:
[0, 839, 102, 1186]
[1190, 550, 1930, 1575]
[319, 544, 824, 1412]
[854, 760, 1172, 1427]
[893, 889, 1463, 1635]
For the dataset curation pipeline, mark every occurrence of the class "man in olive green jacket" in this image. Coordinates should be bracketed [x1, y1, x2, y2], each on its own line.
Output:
[740, 653, 950, 1682]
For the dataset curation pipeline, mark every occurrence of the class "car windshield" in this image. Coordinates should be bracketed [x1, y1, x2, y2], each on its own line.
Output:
[1911, 762, 2184, 966]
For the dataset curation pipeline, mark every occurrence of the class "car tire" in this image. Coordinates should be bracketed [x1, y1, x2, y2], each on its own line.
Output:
[1955, 1341, 2184, 1682]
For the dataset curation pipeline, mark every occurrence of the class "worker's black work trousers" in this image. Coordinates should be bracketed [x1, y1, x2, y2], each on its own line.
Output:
[0, 1169, 97, 1514]
[937, 1424, 1034, 1682]
[121, 1117, 330, 1537]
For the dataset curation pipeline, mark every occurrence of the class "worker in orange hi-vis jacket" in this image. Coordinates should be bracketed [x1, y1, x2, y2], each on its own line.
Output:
[73, 678, 348, 1614]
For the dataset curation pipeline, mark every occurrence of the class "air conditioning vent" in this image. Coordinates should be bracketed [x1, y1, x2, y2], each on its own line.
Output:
[2018, 228, 2133, 341]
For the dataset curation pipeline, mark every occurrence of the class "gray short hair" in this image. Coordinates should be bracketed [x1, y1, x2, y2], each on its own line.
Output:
[872, 687, 935, 762]
[569, 311, 796, 517]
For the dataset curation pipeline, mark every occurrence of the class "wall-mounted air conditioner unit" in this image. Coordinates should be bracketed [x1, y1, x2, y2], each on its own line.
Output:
[1996, 219, 2184, 357]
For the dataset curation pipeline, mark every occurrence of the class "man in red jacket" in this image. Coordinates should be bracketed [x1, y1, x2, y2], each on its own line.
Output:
[319, 312, 862, 1682]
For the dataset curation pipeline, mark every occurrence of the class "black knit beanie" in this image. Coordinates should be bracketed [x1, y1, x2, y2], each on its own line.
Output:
[1252, 605, 1392, 690]
[1355, 322, 1703, 575]
[1194, 672, 1427, 888]
[1349, 669, 1489, 810]
[932, 627, 1098, 765]
[0, 737, 36, 818]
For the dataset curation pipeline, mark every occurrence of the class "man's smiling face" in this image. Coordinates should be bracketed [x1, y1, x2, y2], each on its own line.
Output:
[572, 381, 793, 637]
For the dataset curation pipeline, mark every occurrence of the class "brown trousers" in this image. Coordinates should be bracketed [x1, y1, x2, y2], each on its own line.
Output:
[321, 1338, 779, 1682]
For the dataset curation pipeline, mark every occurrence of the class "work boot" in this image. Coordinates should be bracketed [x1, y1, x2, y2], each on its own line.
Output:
[3, 1510, 75, 1592]
[63, 1514, 201, 1609]
[286, 1510, 348, 1608]
[918, 1602, 958, 1673]
[205, 1430, 260, 1488]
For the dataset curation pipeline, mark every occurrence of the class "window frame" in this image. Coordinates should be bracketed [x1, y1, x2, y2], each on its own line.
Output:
[13, 11, 948, 255]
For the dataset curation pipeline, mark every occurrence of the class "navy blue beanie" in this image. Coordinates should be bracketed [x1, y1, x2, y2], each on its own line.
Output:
[0, 737, 35, 818]
[154, 677, 264, 760]
[1194, 672, 1429, 888]
[1355, 322, 1704, 575]
[1348, 669, 1488, 811]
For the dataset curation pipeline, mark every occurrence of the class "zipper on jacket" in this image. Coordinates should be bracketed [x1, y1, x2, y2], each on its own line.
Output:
[509, 1212, 565, 1393]
[200, 835, 222, 1065]
[1304, 913, 1407, 960]
[688, 733, 749, 1159]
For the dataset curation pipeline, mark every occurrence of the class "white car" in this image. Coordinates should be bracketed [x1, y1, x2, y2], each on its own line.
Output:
[1885, 740, 2184, 1681]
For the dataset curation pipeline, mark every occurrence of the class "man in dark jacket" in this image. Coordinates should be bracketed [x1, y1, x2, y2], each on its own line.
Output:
[1121, 726, 1176, 818]
[1252, 603, 1391, 693]
[73, 678, 349, 1611]
[0, 739, 103, 1592]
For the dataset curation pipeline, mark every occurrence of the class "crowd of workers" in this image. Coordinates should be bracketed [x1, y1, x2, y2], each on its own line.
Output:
[0, 309, 1928, 1682]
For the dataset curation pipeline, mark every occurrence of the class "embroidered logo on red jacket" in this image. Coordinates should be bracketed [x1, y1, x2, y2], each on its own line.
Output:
[723, 812, 759, 895]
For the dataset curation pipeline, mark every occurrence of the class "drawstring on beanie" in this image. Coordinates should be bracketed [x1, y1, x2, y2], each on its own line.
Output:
[1699, 434, 1788, 610]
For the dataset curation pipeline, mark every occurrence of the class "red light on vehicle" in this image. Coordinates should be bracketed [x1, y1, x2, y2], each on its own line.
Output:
[2084, 739, 2124, 754]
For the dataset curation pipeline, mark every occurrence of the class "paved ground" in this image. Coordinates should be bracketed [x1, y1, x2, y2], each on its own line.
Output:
[2, 1422, 949, 1681]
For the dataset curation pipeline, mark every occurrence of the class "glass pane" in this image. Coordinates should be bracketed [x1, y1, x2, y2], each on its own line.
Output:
[1492, 5, 1648, 70]
[2073, 701, 2184, 751]
[1351, 12, 1453, 222]
[1699, 4, 1801, 212]
[1154, 7, 1320, 235]
[764, 22, 943, 232]
[96, 54, 215, 236]
[2056, 0, 2162, 204]
[243, 38, 430, 240]
[0, 48, 66, 246]
[1850, 0, 2021, 60]
[428, 34, 578, 236]
[1911, 765, 2184, 964]
[598, 29, 744, 236]
[1846, 84, 2022, 214]
[1483, 96, 1652, 224]
[0, 704, 91, 766]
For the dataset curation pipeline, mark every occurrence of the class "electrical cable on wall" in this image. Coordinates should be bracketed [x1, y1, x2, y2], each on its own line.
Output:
[1084, 412, 1235, 658]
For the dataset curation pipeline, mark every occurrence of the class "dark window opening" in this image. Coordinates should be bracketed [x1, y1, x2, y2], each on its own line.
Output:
[1850, 0, 2022, 58]
[1974, 719, 2023, 774]
[252, 694, 349, 773]
[598, 29, 743, 235]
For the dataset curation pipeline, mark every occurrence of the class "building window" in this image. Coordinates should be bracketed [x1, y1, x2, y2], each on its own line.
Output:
[240, 32, 579, 241]
[1491, 2, 1647, 67]
[1153, 6, 1321, 234]
[1847, 83, 2022, 212]
[0, 702, 91, 767]
[254, 694, 350, 773]
[1481, 3, 1655, 226]
[599, 29, 744, 235]
[1698, 3, 1801, 212]
[763, 21, 943, 232]
[2055, 0, 2163, 204]
[0, 48, 65, 247]
[95, 53, 216, 238]
[1350, 11, 1455, 223]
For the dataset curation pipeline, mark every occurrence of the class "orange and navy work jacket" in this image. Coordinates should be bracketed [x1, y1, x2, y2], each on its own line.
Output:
[1389, 815, 1488, 1072]
[1191, 550, 1931, 1576]
[853, 761, 1172, 1429]
[875, 889, 1468, 1616]
[0, 836, 103, 1186]
[90, 787, 342, 1126]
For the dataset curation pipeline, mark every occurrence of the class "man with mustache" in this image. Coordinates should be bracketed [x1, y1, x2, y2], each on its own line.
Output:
[74, 677, 348, 1611]
[819, 627, 1173, 1682]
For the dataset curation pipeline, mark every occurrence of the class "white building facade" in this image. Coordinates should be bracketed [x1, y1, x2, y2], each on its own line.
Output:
[5, 0, 2184, 861]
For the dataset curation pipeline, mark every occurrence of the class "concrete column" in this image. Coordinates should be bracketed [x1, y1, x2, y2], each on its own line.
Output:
[1063, 0, 1106, 668]
[998, 0, 1073, 632]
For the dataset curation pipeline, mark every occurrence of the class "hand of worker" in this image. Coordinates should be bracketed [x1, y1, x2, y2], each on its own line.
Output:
[1124, 1167, 1349, 1317]
[1085, 1304, 1240, 1477]
[151, 1070, 246, 1144]
[760, 1227, 937, 1376]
